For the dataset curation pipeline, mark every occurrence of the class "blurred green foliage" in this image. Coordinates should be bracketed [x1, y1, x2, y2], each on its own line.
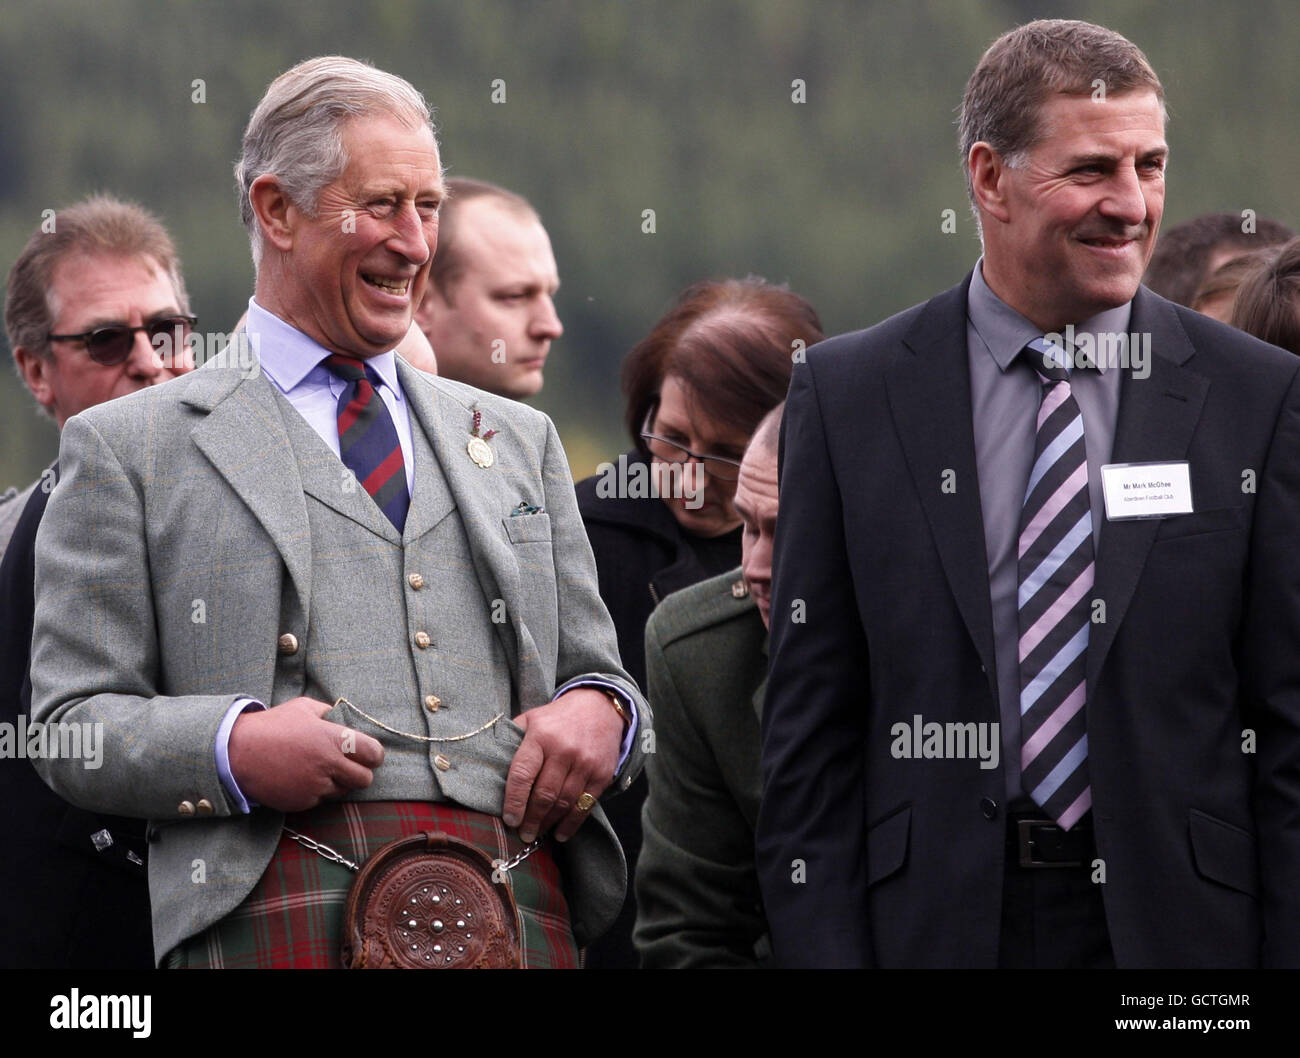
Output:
[2, 0, 1296, 488]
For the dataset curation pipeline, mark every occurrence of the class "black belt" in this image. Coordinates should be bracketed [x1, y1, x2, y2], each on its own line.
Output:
[1007, 814, 1095, 869]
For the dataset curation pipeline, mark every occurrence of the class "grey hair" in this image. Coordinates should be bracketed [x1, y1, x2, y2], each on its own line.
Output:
[235, 56, 434, 263]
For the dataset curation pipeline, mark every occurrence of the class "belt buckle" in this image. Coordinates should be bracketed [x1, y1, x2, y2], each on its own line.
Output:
[1017, 818, 1083, 869]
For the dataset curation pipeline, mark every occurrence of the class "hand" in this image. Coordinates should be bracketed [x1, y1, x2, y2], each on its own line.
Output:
[503, 688, 626, 843]
[228, 697, 385, 813]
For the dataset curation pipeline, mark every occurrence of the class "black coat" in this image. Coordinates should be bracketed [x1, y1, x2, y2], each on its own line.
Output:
[0, 465, 153, 968]
[575, 449, 741, 967]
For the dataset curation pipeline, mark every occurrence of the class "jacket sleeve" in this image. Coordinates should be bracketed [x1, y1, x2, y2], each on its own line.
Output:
[755, 355, 874, 967]
[537, 412, 651, 793]
[635, 612, 765, 967]
[29, 413, 243, 820]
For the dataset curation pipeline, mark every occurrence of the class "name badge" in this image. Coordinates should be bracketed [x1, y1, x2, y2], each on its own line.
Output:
[1101, 461, 1193, 520]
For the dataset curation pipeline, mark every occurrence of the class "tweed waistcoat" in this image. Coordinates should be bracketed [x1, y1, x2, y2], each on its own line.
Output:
[271, 388, 522, 809]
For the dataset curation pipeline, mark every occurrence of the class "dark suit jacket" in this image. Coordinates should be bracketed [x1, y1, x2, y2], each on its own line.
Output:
[0, 464, 153, 968]
[756, 276, 1300, 968]
[636, 567, 768, 968]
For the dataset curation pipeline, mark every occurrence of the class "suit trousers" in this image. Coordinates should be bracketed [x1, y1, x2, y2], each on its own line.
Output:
[997, 809, 1114, 968]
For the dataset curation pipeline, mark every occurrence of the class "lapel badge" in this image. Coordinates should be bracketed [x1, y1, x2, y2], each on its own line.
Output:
[467, 408, 497, 469]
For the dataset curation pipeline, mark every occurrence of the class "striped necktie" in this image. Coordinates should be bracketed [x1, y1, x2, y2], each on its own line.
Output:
[1016, 337, 1093, 830]
[321, 354, 409, 533]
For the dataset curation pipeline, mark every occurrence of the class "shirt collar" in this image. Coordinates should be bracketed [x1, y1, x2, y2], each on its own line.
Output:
[246, 298, 403, 401]
[967, 257, 1132, 375]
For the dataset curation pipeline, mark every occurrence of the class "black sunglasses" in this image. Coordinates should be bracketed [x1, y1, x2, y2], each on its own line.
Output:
[47, 315, 197, 367]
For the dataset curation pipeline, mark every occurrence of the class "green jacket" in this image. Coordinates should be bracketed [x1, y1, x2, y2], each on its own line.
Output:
[635, 567, 769, 967]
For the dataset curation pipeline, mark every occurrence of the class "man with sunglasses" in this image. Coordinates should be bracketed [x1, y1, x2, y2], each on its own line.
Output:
[0, 193, 194, 968]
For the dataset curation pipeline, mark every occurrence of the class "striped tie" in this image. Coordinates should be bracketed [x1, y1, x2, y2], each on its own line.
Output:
[1016, 337, 1093, 830]
[321, 354, 409, 533]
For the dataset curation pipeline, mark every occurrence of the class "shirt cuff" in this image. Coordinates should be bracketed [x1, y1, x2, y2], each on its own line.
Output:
[216, 697, 267, 814]
[552, 678, 639, 779]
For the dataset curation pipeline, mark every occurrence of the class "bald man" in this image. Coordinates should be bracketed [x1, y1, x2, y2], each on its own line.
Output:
[414, 178, 561, 399]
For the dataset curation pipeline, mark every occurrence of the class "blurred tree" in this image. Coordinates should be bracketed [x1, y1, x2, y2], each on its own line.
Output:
[0, 0, 1295, 487]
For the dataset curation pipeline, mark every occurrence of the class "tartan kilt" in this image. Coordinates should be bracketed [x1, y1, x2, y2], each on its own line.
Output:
[167, 801, 578, 969]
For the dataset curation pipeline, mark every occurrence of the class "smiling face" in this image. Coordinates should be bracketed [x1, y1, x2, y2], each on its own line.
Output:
[975, 90, 1167, 332]
[416, 198, 562, 398]
[265, 114, 444, 359]
[17, 253, 191, 428]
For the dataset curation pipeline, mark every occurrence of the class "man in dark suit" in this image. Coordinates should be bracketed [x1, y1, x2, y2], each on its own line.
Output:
[757, 18, 1300, 968]
[0, 194, 195, 967]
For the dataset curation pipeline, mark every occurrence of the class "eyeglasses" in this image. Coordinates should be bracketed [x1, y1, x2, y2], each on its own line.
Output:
[47, 315, 197, 367]
[639, 406, 744, 482]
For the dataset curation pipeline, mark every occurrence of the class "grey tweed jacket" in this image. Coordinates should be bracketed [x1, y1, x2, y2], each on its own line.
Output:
[29, 348, 649, 961]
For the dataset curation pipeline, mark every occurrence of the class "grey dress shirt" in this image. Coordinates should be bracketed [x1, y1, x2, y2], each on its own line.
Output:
[965, 261, 1128, 802]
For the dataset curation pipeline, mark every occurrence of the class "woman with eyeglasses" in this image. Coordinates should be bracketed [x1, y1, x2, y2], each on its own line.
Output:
[574, 275, 823, 968]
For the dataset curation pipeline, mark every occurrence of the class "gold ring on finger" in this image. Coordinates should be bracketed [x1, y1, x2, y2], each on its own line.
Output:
[575, 792, 596, 813]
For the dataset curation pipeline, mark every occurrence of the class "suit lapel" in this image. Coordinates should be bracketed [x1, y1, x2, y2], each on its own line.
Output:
[398, 369, 458, 544]
[888, 276, 998, 698]
[399, 361, 525, 679]
[185, 360, 313, 611]
[1085, 289, 1208, 693]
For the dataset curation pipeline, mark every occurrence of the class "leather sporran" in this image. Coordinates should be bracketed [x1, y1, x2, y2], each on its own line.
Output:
[341, 831, 522, 968]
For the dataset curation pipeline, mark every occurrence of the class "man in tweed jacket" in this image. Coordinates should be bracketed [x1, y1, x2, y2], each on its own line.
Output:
[29, 57, 648, 967]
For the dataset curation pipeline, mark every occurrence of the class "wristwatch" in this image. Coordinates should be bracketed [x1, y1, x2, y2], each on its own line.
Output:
[593, 686, 630, 729]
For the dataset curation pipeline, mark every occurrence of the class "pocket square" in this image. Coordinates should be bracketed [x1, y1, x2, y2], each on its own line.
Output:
[510, 501, 544, 517]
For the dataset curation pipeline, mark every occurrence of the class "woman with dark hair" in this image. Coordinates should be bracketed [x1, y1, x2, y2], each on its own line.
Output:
[575, 276, 823, 967]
